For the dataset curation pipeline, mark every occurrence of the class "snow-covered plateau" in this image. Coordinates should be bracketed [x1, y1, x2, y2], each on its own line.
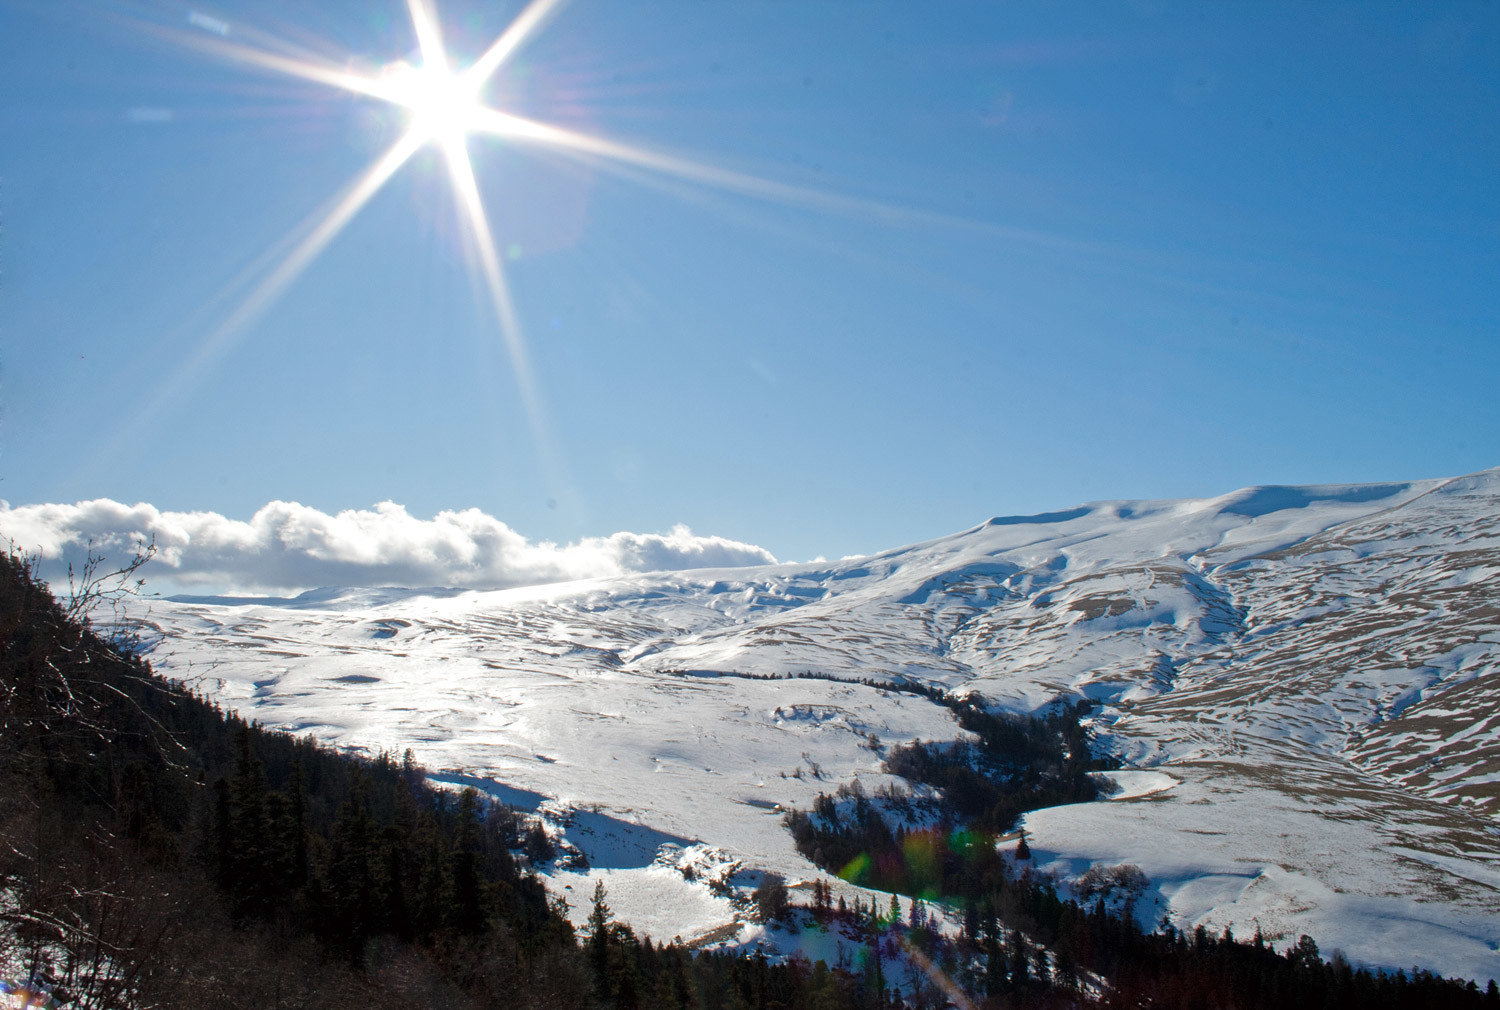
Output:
[129, 469, 1500, 983]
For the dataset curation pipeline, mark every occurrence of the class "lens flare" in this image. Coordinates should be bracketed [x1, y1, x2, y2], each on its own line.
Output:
[838, 852, 872, 882]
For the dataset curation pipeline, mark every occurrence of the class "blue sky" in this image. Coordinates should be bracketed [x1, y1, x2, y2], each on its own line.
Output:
[2, 0, 1497, 586]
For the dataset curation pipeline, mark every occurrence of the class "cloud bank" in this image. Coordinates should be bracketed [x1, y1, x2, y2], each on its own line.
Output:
[0, 499, 777, 595]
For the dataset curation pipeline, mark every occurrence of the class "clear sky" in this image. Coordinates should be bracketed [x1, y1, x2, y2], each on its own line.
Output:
[2, 0, 1497, 588]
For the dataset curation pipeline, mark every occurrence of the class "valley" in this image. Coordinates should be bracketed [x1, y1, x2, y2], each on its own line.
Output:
[130, 470, 1500, 982]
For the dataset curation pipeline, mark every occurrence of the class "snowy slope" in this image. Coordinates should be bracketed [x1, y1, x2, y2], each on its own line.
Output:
[129, 470, 1500, 982]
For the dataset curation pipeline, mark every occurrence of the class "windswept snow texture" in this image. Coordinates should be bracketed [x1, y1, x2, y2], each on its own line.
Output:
[133, 470, 1500, 982]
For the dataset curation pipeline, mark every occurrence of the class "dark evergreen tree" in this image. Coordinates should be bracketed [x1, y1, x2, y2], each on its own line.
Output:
[588, 879, 613, 998]
[211, 775, 233, 890]
[755, 871, 791, 923]
[413, 808, 450, 936]
[285, 759, 309, 887]
[323, 775, 378, 957]
[447, 786, 487, 933]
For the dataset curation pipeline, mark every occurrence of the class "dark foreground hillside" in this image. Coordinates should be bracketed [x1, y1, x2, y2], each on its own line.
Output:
[1, 549, 1494, 1009]
[0, 552, 904, 1009]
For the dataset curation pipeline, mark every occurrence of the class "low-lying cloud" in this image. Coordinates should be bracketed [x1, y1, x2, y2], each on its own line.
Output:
[0, 499, 777, 596]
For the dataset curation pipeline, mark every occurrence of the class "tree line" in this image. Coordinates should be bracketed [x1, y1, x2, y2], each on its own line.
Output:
[5, 545, 1493, 1009]
[784, 693, 1497, 1009]
[0, 548, 923, 1009]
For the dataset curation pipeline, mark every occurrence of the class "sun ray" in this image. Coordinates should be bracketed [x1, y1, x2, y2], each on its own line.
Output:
[440, 138, 546, 433]
[466, 109, 1050, 240]
[440, 134, 576, 508]
[146, 24, 403, 104]
[129, 127, 425, 425]
[216, 129, 427, 343]
[465, 0, 570, 87]
[406, 0, 450, 72]
[97, 124, 429, 477]
[468, 109, 815, 199]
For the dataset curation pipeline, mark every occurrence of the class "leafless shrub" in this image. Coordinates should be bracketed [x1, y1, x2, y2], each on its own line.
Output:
[1075, 862, 1149, 900]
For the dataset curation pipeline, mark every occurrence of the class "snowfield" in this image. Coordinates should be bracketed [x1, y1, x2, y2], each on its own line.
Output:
[129, 469, 1500, 983]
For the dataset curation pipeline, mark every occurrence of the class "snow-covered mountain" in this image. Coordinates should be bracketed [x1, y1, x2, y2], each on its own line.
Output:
[131, 469, 1500, 982]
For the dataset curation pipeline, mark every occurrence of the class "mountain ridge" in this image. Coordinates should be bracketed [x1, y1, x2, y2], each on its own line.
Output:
[131, 468, 1500, 980]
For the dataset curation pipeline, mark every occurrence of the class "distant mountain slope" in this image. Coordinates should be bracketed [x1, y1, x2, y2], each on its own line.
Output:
[1119, 469, 1500, 808]
[132, 469, 1500, 983]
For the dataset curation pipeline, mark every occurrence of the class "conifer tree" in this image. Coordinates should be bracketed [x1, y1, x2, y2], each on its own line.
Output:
[228, 728, 275, 915]
[324, 773, 379, 956]
[1032, 946, 1050, 986]
[380, 823, 413, 940]
[447, 786, 487, 934]
[286, 760, 308, 887]
[983, 937, 1006, 999]
[754, 872, 789, 923]
[588, 879, 613, 997]
[1009, 929, 1030, 988]
[211, 776, 233, 890]
[413, 815, 449, 936]
[957, 901, 974, 945]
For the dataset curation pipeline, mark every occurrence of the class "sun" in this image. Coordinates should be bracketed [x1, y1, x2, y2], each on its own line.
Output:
[151, 0, 575, 457]
[389, 60, 485, 145]
[146, 0, 909, 489]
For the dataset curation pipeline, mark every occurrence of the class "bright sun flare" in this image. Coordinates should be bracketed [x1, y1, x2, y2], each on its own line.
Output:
[152, 0, 898, 485]
[156, 0, 581, 458]
[393, 62, 485, 144]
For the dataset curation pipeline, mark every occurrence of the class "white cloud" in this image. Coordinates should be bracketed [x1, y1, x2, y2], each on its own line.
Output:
[0, 499, 777, 596]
